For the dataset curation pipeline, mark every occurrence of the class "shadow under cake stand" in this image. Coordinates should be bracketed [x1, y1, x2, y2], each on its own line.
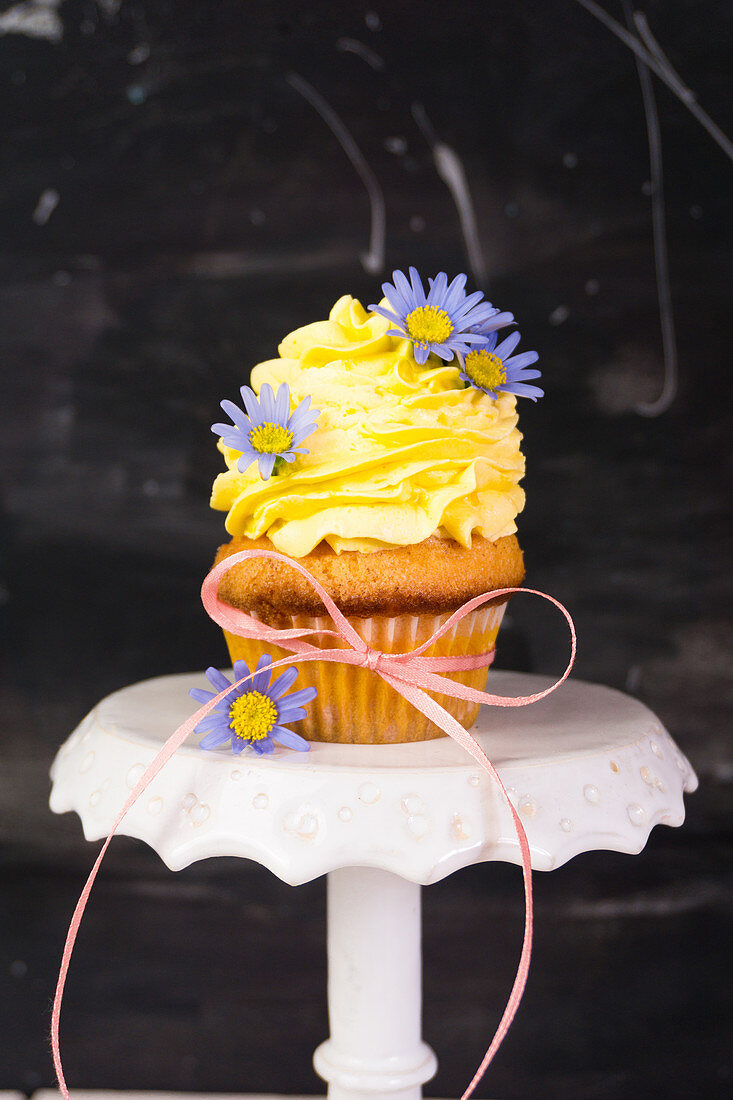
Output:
[50, 671, 697, 1100]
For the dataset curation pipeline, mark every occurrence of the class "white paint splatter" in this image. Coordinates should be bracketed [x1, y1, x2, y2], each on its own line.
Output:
[337, 37, 385, 70]
[0, 0, 63, 42]
[97, 0, 122, 17]
[287, 72, 386, 274]
[623, 1, 678, 418]
[128, 42, 150, 65]
[385, 136, 407, 155]
[576, 0, 733, 162]
[33, 188, 59, 225]
[412, 101, 488, 288]
[549, 305, 569, 326]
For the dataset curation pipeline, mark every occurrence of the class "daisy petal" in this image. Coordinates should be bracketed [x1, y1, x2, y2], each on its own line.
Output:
[272, 726, 310, 751]
[408, 266, 427, 305]
[236, 452, 258, 474]
[279, 685, 318, 708]
[505, 350, 539, 370]
[268, 666, 299, 700]
[429, 343, 455, 361]
[232, 659, 253, 687]
[205, 667, 235, 693]
[219, 400, 250, 427]
[494, 331, 522, 359]
[509, 367, 542, 380]
[479, 311, 514, 332]
[189, 687, 216, 705]
[275, 706, 307, 722]
[195, 714, 231, 734]
[239, 387, 262, 424]
[274, 382, 291, 423]
[443, 273, 468, 312]
[258, 383, 276, 420]
[258, 452, 277, 479]
[426, 271, 448, 307]
[369, 304, 403, 327]
[200, 728, 232, 750]
[501, 381, 544, 400]
[251, 654, 274, 694]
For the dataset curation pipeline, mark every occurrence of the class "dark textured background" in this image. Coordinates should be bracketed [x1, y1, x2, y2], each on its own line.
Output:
[1, 1, 731, 1096]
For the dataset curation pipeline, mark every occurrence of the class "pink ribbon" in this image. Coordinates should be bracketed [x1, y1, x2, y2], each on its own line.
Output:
[52, 548, 576, 1100]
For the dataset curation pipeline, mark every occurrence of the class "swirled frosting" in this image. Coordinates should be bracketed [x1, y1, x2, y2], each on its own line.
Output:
[210, 295, 525, 556]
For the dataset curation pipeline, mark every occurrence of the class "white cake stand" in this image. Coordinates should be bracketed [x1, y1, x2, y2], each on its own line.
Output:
[50, 671, 697, 1100]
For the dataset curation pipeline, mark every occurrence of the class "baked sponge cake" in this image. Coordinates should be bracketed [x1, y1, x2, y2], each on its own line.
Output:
[208, 270, 542, 743]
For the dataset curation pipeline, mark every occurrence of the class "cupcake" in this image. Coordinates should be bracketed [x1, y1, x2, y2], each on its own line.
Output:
[208, 269, 543, 744]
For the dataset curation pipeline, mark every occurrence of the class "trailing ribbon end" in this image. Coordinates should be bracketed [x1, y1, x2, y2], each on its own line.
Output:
[52, 546, 576, 1100]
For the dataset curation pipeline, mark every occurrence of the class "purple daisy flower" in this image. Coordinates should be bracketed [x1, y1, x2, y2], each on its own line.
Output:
[212, 382, 319, 480]
[368, 267, 514, 365]
[459, 329, 543, 402]
[189, 657, 315, 755]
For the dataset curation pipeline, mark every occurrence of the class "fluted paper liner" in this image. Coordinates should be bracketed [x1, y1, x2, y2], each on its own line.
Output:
[222, 600, 508, 744]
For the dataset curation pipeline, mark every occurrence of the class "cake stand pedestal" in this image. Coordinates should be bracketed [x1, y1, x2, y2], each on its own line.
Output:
[50, 671, 697, 1099]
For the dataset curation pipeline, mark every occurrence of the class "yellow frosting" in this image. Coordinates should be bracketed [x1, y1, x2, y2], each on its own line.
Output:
[210, 295, 525, 557]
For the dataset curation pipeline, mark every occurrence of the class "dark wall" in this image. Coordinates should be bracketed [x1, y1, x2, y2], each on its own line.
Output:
[1, 1, 731, 1096]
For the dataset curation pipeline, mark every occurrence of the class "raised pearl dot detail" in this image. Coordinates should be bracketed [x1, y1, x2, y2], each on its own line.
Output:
[190, 802, 210, 826]
[401, 793, 424, 816]
[610, 760, 620, 773]
[651, 741, 663, 759]
[89, 790, 101, 808]
[627, 803, 646, 826]
[126, 763, 144, 789]
[451, 813, 471, 841]
[519, 795, 537, 818]
[284, 811, 318, 839]
[79, 751, 95, 774]
[584, 784, 600, 804]
[468, 774, 480, 787]
[147, 796, 163, 815]
[252, 793, 269, 810]
[676, 755, 686, 771]
[182, 792, 197, 812]
[655, 778, 666, 793]
[641, 766, 653, 785]
[358, 781, 381, 805]
[560, 818, 573, 832]
[338, 806, 353, 823]
[407, 814, 430, 839]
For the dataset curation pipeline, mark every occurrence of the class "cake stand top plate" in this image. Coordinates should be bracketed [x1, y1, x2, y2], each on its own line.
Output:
[50, 671, 697, 885]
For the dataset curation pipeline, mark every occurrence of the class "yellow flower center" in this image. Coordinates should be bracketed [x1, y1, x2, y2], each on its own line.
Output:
[249, 422, 294, 455]
[229, 691, 277, 742]
[463, 349, 507, 392]
[405, 305, 453, 346]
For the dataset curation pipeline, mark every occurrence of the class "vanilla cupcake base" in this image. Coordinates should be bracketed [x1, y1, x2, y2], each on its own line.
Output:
[222, 601, 508, 744]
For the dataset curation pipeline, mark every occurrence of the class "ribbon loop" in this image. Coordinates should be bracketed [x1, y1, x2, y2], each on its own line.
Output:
[52, 545, 576, 1100]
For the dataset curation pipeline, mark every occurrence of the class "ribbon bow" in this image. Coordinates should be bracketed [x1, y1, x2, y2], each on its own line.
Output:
[52, 547, 576, 1100]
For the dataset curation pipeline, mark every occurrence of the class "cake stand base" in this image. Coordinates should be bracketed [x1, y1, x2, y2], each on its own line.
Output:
[50, 672, 697, 1097]
[314, 868, 437, 1099]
